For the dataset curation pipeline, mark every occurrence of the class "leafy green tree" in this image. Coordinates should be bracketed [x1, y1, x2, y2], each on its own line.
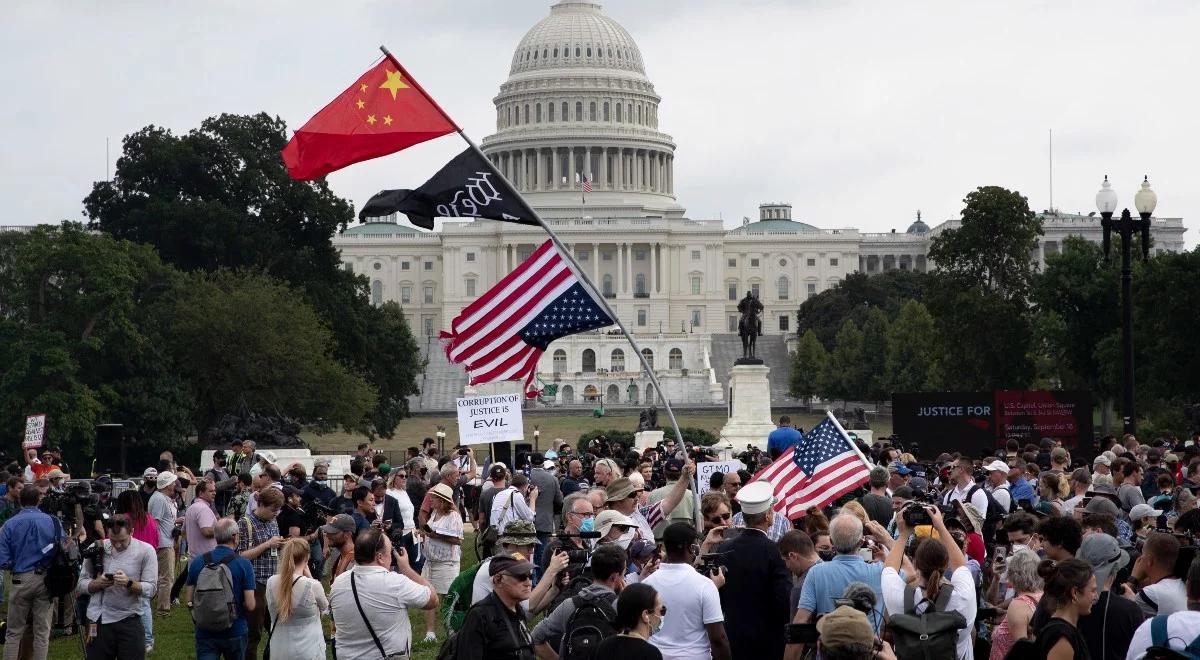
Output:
[823, 320, 866, 405]
[790, 330, 828, 406]
[884, 300, 939, 393]
[162, 270, 376, 433]
[83, 113, 420, 436]
[0, 223, 188, 458]
[928, 186, 1043, 300]
[796, 270, 928, 349]
[859, 308, 891, 402]
[1127, 248, 1200, 421]
[924, 273, 1035, 390]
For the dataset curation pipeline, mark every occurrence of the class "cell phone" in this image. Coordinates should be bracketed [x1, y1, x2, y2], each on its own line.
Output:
[785, 623, 819, 644]
[993, 546, 1008, 565]
[104, 573, 114, 580]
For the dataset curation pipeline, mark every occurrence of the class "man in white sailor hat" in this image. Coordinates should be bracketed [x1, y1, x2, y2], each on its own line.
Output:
[716, 480, 793, 659]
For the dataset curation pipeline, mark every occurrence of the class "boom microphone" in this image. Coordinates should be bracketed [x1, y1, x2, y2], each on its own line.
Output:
[550, 531, 602, 539]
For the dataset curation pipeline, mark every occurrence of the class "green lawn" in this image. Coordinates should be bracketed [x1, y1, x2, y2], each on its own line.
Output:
[48, 535, 482, 660]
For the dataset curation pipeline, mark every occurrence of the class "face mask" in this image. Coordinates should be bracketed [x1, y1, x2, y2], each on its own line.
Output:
[616, 530, 635, 550]
[651, 614, 664, 635]
[817, 550, 836, 562]
[579, 517, 595, 533]
[315, 480, 329, 487]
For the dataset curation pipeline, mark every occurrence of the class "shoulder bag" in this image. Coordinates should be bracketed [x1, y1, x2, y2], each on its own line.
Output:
[351, 571, 409, 659]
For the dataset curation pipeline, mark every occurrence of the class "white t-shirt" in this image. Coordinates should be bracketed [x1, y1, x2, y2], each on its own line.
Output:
[643, 562, 724, 660]
[470, 558, 529, 612]
[386, 488, 416, 531]
[882, 565, 977, 660]
[988, 484, 1013, 513]
[147, 490, 177, 549]
[1128, 610, 1200, 659]
[943, 483, 989, 519]
[489, 486, 535, 529]
[329, 565, 432, 659]
[1143, 577, 1188, 616]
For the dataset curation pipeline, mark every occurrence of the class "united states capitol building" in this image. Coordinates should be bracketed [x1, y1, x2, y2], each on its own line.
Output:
[333, 0, 1186, 410]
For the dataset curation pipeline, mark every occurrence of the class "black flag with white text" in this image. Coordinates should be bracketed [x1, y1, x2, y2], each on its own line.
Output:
[358, 147, 536, 229]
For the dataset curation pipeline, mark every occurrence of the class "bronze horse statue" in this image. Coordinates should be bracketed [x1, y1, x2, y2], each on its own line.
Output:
[737, 291, 763, 361]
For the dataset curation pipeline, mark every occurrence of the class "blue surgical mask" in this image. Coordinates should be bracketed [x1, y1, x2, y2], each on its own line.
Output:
[579, 516, 595, 533]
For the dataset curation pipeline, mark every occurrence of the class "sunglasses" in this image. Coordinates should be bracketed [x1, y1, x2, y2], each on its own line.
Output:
[650, 605, 667, 617]
[709, 513, 732, 525]
[507, 572, 533, 582]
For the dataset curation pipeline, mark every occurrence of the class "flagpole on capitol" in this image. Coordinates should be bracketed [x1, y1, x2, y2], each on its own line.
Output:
[379, 45, 688, 449]
[824, 410, 874, 472]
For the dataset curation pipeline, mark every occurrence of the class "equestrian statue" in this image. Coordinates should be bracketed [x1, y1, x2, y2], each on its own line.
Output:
[737, 291, 764, 362]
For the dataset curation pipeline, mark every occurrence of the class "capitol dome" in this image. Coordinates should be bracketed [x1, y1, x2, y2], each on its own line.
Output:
[480, 0, 681, 218]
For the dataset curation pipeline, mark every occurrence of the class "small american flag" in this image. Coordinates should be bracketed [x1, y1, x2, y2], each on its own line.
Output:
[582, 176, 592, 194]
[753, 414, 871, 519]
[440, 240, 613, 396]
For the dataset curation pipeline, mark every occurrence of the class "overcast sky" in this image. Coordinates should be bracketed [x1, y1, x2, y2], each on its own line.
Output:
[4, 1, 1197, 245]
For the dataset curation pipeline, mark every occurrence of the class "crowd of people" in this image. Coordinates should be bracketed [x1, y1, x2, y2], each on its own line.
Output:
[5, 425, 1200, 659]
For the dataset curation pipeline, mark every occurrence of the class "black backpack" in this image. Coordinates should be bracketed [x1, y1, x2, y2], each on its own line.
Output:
[1144, 614, 1200, 659]
[886, 581, 966, 660]
[965, 484, 1005, 543]
[560, 591, 617, 660]
[44, 518, 77, 598]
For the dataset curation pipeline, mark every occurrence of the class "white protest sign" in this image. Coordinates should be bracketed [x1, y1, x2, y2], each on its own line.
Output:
[695, 459, 745, 495]
[23, 414, 46, 449]
[456, 393, 524, 446]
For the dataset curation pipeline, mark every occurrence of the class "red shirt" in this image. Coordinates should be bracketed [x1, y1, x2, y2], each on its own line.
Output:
[965, 532, 986, 565]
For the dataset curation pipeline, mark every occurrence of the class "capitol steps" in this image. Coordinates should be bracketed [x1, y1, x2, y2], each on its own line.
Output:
[710, 334, 794, 405]
[408, 338, 468, 411]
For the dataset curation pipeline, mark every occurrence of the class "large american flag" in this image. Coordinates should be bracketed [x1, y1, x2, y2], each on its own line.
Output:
[582, 176, 592, 194]
[754, 415, 872, 520]
[440, 240, 613, 396]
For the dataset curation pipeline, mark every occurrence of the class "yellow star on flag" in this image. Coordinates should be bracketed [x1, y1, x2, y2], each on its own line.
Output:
[360, 83, 369, 93]
[366, 114, 377, 125]
[356, 99, 365, 110]
[383, 115, 393, 126]
[379, 69, 410, 100]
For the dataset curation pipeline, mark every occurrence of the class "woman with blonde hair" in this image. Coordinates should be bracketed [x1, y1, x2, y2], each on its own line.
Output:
[840, 500, 870, 525]
[266, 537, 327, 660]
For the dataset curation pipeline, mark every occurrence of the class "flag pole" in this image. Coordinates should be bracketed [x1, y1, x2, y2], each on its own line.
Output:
[380, 46, 687, 451]
[824, 410, 874, 472]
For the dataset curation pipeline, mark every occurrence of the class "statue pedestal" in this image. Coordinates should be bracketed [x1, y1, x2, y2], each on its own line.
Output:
[634, 430, 665, 451]
[719, 364, 776, 452]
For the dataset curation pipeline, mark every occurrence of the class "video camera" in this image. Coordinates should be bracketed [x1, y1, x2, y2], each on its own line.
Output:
[696, 551, 729, 577]
[901, 501, 956, 527]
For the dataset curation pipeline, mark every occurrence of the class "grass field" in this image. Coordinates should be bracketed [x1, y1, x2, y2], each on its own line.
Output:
[48, 534, 483, 660]
[301, 409, 893, 456]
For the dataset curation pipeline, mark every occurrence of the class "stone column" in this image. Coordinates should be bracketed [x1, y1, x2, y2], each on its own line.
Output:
[531, 150, 539, 191]
[624, 242, 632, 294]
[650, 242, 658, 293]
[591, 242, 599, 284]
[666, 156, 673, 195]
[616, 148, 624, 190]
[584, 146, 592, 185]
[599, 148, 608, 189]
[567, 146, 575, 188]
[616, 243, 624, 293]
[551, 147, 560, 190]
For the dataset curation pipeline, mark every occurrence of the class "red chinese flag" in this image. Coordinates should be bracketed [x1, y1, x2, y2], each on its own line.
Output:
[281, 59, 457, 180]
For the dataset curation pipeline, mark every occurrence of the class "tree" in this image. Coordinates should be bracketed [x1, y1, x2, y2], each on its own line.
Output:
[928, 186, 1043, 300]
[859, 307, 891, 402]
[162, 270, 377, 433]
[0, 223, 189, 458]
[84, 113, 420, 436]
[884, 300, 939, 394]
[924, 273, 1035, 391]
[1127, 247, 1200, 423]
[790, 330, 828, 406]
[822, 320, 866, 405]
[797, 270, 928, 349]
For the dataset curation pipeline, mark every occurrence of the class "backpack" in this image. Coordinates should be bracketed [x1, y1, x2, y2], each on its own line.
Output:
[440, 561, 482, 635]
[43, 518, 78, 598]
[965, 484, 1005, 544]
[886, 581, 967, 660]
[191, 551, 239, 632]
[1144, 614, 1200, 659]
[559, 590, 617, 660]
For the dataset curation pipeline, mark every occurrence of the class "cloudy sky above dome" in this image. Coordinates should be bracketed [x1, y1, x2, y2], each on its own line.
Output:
[3, 0, 1197, 245]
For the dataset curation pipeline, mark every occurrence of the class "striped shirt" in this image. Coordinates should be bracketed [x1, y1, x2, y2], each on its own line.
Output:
[236, 512, 279, 584]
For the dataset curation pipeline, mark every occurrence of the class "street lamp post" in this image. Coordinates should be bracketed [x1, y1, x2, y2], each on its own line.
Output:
[1095, 175, 1156, 435]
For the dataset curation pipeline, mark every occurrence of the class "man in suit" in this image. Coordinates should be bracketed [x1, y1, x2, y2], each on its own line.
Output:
[527, 453, 563, 575]
[716, 480, 793, 659]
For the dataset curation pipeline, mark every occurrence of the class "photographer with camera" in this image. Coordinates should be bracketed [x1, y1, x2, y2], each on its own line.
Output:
[76, 515, 158, 660]
[540, 495, 595, 580]
[883, 503, 975, 660]
[641, 522, 731, 660]
[531, 543, 627, 660]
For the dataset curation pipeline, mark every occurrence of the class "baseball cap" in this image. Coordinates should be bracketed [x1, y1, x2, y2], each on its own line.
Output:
[156, 471, 177, 489]
[816, 605, 874, 649]
[984, 460, 1010, 473]
[497, 520, 538, 546]
[1093, 454, 1112, 467]
[1129, 503, 1165, 522]
[142, 467, 158, 480]
[889, 461, 912, 476]
[1083, 495, 1122, 517]
[320, 514, 356, 534]
[1076, 532, 1130, 588]
[45, 469, 65, 480]
[664, 458, 684, 473]
[489, 552, 535, 578]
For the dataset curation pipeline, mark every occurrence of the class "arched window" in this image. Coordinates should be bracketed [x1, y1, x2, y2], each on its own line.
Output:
[524, 104, 530, 123]
[586, 47, 592, 57]
[606, 384, 619, 404]
[575, 47, 581, 57]
[634, 273, 646, 296]
[575, 101, 583, 121]
[582, 349, 596, 373]
[608, 47, 613, 58]
[603, 102, 610, 121]
[561, 385, 575, 404]
[371, 280, 382, 305]
[641, 348, 654, 369]
[552, 349, 567, 374]
[602, 273, 614, 296]
[778, 276, 790, 300]
[617, 49, 623, 60]
[638, 105, 642, 124]
[669, 348, 683, 370]
[561, 101, 568, 121]
[507, 106, 512, 126]
[589, 102, 597, 121]
[611, 348, 625, 372]
[548, 103, 555, 122]
[645, 384, 658, 404]
[543, 48, 548, 59]
[533, 49, 538, 60]
[536, 104, 542, 122]
[553, 47, 558, 57]
[616, 104, 622, 123]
